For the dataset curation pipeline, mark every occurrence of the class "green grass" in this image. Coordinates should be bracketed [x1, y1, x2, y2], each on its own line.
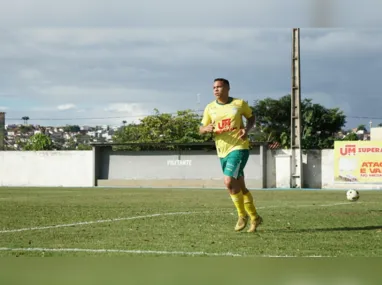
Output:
[0, 187, 381, 257]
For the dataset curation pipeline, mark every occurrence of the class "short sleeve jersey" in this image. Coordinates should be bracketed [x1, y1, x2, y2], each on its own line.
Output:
[200, 97, 253, 158]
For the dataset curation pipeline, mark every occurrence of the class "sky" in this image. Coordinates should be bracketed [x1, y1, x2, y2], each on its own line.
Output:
[1, 0, 382, 129]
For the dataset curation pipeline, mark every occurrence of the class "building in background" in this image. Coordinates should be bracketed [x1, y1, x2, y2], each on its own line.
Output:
[370, 127, 382, 141]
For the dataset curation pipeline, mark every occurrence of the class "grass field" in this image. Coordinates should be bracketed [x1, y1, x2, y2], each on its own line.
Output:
[0, 187, 381, 258]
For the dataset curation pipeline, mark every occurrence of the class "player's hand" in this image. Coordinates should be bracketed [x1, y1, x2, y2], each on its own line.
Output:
[204, 123, 215, 133]
[239, 128, 248, 140]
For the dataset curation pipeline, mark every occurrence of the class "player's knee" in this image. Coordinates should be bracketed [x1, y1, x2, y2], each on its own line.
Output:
[224, 176, 233, 189]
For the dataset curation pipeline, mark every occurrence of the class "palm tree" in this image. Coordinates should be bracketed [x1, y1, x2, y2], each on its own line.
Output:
[122, 120, 127, 126]
[21, 116, 30, 125]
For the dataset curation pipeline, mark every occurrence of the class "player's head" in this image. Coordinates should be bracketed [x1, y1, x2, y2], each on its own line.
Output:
[213, 78, 230, 101]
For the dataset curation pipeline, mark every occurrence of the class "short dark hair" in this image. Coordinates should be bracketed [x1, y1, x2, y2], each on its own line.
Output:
[214, 78, 230, 88]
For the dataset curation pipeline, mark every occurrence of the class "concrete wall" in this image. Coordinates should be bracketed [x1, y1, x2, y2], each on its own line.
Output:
[96, 146, 265, 188]
[268, 149, 336, 189]
[0, 151, 94, 187]
[1, 148, 381, 189]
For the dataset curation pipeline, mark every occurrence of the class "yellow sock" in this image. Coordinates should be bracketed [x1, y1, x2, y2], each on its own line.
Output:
[230, 191, 246, 218]
[243, 191, 257, 221]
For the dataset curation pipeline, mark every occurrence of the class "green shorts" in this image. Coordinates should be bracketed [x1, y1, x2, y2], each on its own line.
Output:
[219, 149, 250, 179]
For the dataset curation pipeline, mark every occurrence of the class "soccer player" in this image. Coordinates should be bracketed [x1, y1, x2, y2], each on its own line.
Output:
[199, 78, 263, 233]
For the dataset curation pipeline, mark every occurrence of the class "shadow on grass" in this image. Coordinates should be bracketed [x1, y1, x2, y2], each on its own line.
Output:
[272, 225, 382, 233]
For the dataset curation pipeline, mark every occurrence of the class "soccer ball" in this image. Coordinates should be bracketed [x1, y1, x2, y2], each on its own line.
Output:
[346, 189, 360, 201]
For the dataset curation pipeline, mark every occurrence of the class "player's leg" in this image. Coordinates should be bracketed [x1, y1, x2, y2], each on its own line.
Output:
[238, 175, 263, 232]
[238, 176, 257, 218]
[221, 151, 248, 231]
[235, 150, 263, 232]
[235, 150, 257, 220]
[238, 176, 255, 213]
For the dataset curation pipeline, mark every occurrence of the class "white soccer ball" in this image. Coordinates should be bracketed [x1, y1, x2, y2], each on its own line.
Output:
[346, 189, 360, 201]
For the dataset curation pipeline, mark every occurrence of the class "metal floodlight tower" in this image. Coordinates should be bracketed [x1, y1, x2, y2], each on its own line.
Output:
[291, 28, 303, 188]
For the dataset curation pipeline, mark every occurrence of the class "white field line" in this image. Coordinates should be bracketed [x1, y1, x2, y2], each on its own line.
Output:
[256, 202, 360, 210]
[0, 211, 208, 234]
[308, 202, 359, 207]
[0, 247, 335, 258]
[260, 255, 332, 258]
[0, 247, 242, 257]
[0, 202, 362, 258]
[0, 201, 359, 234]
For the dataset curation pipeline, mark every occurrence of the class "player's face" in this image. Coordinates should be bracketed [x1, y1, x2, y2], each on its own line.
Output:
[213, 81, 228, 100]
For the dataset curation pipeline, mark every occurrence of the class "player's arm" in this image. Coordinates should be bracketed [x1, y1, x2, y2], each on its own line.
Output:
[245, 115, 256, 133]
[199, 124, 214, 134]
[240, 100, 256, 137]
[199, 107, 214, 134]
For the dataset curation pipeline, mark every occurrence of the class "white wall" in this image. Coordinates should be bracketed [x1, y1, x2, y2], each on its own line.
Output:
[1, 149, 382, 189]
[0, 151, 94, 187]
[269, 149, 336, 189]
[97, 149, 264, 188]
[266, 149, 290, 188]
[321, 149, 335, 188]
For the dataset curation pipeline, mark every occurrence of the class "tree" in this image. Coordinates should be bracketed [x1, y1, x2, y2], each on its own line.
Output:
[77, 143, 92, 150]
[63, 125, 81, 132]
[23, 133, 54, 150]
[251, 95, 290, 145]
[342, 132, 359, 141]
[252, 94, 346, 149]
[21, 116, 29, 125]
[112, 109, 212, 150]
[112, 123, 144, 150]
[357, 124, 367, 132]
[18, 125, 33, 134]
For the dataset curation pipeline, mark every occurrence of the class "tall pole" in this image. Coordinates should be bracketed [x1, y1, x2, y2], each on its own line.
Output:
[0, 112, 5, 151]
[291, 28, 303, 188]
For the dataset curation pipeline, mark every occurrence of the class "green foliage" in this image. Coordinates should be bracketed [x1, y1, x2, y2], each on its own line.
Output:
[342, 132, 359, 141]
[18, 125, 34, 134]
[252, 94, 346, 149]
[24, 133, 54, 151]
[63, 125, 81, 132]
[77, 143, 92, 150]
[251, 95, 290, 146]
[113, 109, 212, 150]
[302, 99, 346, 149]
[356, 124, 368, 135]
[21, 116, 30, 124]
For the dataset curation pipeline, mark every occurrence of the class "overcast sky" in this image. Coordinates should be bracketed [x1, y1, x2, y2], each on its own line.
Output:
[1, 0, 382, 129]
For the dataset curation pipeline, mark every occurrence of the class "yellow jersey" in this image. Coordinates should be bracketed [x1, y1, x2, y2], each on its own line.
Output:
[200, 97, 254, 158]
